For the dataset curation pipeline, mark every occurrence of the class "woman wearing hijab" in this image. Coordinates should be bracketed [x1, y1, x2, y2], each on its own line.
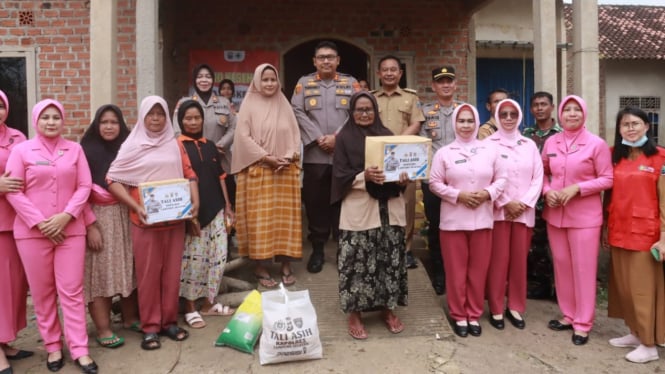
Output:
[542, 95, 613, 345]
[174, 64, 236, 209]
[5, 99, 96, 373]
[177, 99, 235, 329]
[484, 99, 543, 330]
[107, 96, 199, 351]
[429, 103, 506, 338]
[0, 90, 30, 374]
[80, 104, 139, 348]
[231, 63, 302, 288]
[605, 106, 665, 363]
[332, 91, 410, 340]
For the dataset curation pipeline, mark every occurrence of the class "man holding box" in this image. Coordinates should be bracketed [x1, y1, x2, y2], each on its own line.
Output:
[373, 55, 425, 269]
[419, 66, 463, 294]
[292, 41, 360, 273]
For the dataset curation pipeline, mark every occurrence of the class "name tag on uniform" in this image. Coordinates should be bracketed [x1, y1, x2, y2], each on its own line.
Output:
[501, 154, 508, 159]
[455, 159, 467, 164]
[639, 165, 655, 173]
[547, 153, 557, 157]
[36, 160, 50, 166]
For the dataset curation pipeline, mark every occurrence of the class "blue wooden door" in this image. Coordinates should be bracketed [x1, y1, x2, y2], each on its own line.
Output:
[476, 58, 535, 131]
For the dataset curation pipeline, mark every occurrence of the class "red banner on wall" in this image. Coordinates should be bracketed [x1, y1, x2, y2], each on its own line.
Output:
[188, 50, 279, 108]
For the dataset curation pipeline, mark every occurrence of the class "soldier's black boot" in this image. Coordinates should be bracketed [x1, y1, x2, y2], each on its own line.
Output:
[307, 242, 325, 273]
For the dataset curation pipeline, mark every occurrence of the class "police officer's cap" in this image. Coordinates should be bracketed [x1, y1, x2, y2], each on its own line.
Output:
[432, 66, 455, 81]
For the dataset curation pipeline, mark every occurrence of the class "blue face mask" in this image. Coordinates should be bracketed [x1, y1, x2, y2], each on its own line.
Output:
[621, 135, 648, 148]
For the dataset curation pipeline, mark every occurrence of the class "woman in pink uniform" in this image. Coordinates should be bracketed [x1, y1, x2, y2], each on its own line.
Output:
[542, 95, 613, 345]
[5, 99, 97, 373]
[429, 103, 506, 338]
[485, 99, 543, 330]
[0, 90, 29, 374]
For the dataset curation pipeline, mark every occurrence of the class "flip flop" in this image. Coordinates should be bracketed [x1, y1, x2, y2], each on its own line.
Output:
[383, 314, 405, 334]
[200, 303, 235, 316]
[255, 273, 278, 289]
[96, 333, 125, 349]
[124, 321, 142, 334]
[281, 272, 296, 286]
[184, 311, 206, 328]
[348, 324, 368, 340]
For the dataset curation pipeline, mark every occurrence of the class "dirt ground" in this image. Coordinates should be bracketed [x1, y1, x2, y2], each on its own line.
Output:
[8, 242, 665, 373]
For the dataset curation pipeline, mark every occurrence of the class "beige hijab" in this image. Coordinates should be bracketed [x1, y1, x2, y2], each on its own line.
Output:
[231, 63, 301, 174]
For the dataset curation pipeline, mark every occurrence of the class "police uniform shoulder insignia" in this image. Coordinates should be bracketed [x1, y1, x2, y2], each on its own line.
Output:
[370, 89, 378, 94]
[294, 83, 303, 95]
[403, 88, 418, 95]
[352, 81, 361, 91]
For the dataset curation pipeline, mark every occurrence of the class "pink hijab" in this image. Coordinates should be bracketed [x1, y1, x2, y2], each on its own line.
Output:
[32, 99, 66, 153]
[558, 95, 587, 149]
[107, 96, 183, 186]
[230, 63, 301, 174]
[451, 103, 481, 146]
[493, 98, 523, 141]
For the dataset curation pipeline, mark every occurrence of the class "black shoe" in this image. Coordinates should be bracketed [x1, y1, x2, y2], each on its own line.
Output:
[307, 251, 324, 273]
[468, 324, 482, 337]
[505, 310, 525, 329]
[76, 359, 98, 374]
[432, 280, 445, 295]
[489, 316, 504, 330]
[572, 333, 589, 346]
[406, 252, 418, 269]
[46, 357, 64, 372]
[548, 319, 573, 331]
[453, 324, 468, 338]
[6, 349, 34, 360]
[0, 366, 13, 374]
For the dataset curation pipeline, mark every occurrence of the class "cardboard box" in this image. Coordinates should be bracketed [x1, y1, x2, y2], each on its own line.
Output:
[365, 135, 432, 182]
[138, 178, 193, 224]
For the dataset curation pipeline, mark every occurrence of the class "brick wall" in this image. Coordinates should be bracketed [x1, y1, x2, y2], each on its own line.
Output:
[0, 0, 136, 140]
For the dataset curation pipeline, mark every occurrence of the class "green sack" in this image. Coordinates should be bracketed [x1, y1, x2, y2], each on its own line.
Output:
[215, 290, 263, 353]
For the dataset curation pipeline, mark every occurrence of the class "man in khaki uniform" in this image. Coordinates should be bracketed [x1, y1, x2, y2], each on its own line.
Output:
[373, 55, 425, 269]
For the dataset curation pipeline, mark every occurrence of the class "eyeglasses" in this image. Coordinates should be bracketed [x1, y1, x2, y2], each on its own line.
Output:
[620, 121, 644, 130]
[315, 54, 338, 62]
[499, 111, 518, 119]
[354, 108, 374, 115]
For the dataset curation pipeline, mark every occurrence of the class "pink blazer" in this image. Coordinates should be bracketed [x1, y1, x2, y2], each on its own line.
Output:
[0, 126, 26, 232]
[5, 137, 92, 239]
[486, 134, 544, 227]
[429, 141, 506, 231]
[541, 130, 613, 228]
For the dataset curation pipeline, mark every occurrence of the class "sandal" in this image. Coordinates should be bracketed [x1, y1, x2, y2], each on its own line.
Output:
[124, 321, 142, 334]
[96, 333, 125, 348]
[281, 272, 296, 286]
[184, 311, 206, 329]
[141, 333, 161, 350]
[383, 311, 404, 334]
[200, 303, 235, 316]
[255, 273, 278, 289]
[160, 325, 189, 342]
[348, 324, 368, 340]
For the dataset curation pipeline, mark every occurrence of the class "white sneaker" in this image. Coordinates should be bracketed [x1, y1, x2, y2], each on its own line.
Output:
[609, 334, 640, 348]
[625, 345, 659, 364]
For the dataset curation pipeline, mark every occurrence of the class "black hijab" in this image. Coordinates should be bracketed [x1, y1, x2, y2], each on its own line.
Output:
[80, 104, 130, 188]
[331, 91, 400, 204]
[192, 64, 214, 104]
[177, 100, 204, 139]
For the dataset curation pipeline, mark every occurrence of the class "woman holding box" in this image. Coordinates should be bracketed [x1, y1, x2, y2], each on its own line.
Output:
[107, 96, 199, 351]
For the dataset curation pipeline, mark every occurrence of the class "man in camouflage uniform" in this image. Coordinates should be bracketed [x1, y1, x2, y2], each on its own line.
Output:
[522, 91, 562, 299]
[373, 55, 425, 269]
[291, 40, 360, 273]
[419, 66, 463, 295]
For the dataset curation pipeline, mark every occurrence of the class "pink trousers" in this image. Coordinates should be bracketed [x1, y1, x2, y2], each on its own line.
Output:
[0, 232, 28, 343]
[132, 224, 185, 334]
[486, 221, 532, 314]
[547, 224, 600, 332]
[16, 236, 88, 359]
[440, 229, 492, 322]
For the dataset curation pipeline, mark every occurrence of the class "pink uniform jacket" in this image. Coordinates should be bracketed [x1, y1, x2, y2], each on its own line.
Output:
[5, 137, 92, 239]
[541, 130, 613, 228]
[429, 141, 506, 231]
[487, 134, 544, 227]
[0, 126, 26, 232]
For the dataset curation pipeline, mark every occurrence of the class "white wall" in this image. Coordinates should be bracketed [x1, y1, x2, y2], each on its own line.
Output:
[474, 0, 534, 59]
[604, 60, 665, 145]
